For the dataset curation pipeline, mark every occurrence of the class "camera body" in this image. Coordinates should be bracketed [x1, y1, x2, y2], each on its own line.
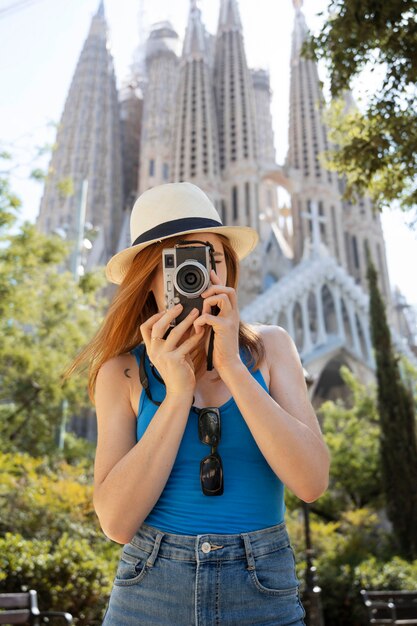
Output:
[163, 244, 213, 325]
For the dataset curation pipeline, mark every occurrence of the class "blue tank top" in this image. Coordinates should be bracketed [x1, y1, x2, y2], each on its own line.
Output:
[131, 343, 285, 534]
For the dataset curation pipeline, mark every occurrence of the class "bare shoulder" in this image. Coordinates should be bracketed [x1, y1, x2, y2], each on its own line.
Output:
[95, 352, 141, 414]
[247, 323, 296, 367]
[94, 352, 141, 491]
[96, 352, 137, 387]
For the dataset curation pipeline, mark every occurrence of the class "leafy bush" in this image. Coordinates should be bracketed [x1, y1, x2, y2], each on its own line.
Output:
[0, 452, 97, 543]
[286, 506, 399, 625]
[0, 532, 119, 625]
[61, 431, 96, 465]
[356, 555, 417, 590]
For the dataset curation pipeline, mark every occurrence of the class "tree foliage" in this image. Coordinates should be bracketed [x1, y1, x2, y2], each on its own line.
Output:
[367, 252, 417, 559]
[0, 532, 113, 626]
[319, 367, 383, 512]
[306, 0, 417, 213]
[0, 174, 106, 455]
[0, 452, 120, 625]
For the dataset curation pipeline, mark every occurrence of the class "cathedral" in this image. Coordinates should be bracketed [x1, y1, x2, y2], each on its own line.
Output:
[37, 0, 417, 406]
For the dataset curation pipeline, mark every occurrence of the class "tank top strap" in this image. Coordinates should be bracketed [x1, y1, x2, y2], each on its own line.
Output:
[130, 342, 145, 367]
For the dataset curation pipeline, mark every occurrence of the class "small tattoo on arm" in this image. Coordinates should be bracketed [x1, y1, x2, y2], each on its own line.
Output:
[124, 368, 132, 379]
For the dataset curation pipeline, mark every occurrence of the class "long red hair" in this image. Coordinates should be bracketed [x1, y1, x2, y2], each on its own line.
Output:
[67, 233, 265, 402]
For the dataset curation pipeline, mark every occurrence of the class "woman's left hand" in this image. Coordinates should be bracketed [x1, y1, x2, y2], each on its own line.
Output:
[193, 269, 242, 373]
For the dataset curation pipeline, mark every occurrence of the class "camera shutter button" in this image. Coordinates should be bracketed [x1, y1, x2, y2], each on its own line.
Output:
[173, 296, 180, 304]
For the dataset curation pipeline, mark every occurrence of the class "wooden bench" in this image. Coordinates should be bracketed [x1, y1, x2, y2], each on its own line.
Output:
[0, 590, 73, 625]
[360, 590, 417, 625]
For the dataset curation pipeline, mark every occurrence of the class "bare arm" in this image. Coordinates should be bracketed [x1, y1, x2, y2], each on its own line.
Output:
[93, 356, 194, 544]
[194, 273, 329, 502]
[93, 304, 203, 545]
[219, 325, 330, 502]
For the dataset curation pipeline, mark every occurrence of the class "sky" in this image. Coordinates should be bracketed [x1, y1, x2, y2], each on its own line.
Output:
[0, 0, 416, 307]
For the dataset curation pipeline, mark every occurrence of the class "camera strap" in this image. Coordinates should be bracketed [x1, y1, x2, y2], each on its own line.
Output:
[204, 241, 216, 371]
[139, 343, 197, 408]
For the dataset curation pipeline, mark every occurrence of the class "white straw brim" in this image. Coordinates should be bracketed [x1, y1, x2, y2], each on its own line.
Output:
[105, 225, 259, 284]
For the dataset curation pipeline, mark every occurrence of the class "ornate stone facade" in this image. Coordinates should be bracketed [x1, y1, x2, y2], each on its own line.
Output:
[37, 0, 416, 403]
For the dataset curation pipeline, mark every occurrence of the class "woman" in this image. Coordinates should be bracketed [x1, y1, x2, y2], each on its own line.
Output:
[76, 182, 330, 625]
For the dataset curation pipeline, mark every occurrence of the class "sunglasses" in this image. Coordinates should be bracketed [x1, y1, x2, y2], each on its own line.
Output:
[198, 407, 224, 496]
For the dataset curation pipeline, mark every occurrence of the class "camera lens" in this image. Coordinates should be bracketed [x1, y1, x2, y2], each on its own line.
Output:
[184, 272, 197, 286]
[177, 266, 204, 293]
[175, 261, 209, 296]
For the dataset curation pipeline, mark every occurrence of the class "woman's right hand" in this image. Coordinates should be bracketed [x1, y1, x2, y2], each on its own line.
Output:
[140, 304, 202, 397]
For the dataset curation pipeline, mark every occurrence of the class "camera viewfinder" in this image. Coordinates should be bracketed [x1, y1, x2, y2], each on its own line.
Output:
[164, 254, 175, 268]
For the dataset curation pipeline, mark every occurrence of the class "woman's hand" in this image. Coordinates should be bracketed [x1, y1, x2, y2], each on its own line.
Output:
[140, 305, 203, 398]
[193, 269, 242, 373]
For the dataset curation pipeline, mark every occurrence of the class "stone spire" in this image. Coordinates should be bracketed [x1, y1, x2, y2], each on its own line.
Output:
[218, 0, 243, 32]
[182, 0, 207, 58]
[171, 0, 220, 202]
[213, 0, 259, 230]
[96, 0, 105, 18]
[214, 0, 262, 306]
[37, 5, 123, 265]
[287, 1, 346, 267]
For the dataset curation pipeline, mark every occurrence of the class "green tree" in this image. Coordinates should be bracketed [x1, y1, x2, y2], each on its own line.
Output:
[0, 153, 21, 228]
[367, 252, 417, 559]
[319, 367, 383, 513]
[0, 174, 106, 455]
[306, 0, 417, 213]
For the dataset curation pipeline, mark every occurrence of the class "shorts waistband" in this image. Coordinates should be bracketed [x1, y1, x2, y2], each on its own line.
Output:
[129, 521, 291, 564]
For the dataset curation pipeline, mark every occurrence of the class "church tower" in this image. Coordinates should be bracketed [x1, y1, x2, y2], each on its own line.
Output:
[340, 95, 392, 300]
[287, 0, 347, 267]
[37, 1, 123, 263]
[251, 67, 280, 237]
[213, 0, 260, 233]
[138, 21, 180, 193]
[172, 1, 221, 208]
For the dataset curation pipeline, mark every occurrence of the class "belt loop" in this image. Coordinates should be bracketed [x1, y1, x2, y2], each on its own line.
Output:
[146, 531, 164, 568]
[241, 533, 255, 571]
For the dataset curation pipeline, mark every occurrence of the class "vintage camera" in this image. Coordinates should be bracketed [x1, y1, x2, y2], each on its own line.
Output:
[163, 243, 214, 326]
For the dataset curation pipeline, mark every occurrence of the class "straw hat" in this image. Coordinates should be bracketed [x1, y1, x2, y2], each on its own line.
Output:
[106, 181, 259, 284]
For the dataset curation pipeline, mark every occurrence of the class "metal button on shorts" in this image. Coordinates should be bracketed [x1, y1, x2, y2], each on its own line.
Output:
[201, 542, 211, 554]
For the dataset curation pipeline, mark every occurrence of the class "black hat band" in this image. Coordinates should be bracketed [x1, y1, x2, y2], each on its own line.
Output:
[131, 217, 223, 248]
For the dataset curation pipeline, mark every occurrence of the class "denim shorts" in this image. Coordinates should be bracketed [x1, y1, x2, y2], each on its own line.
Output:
[102, 520, 306, 626]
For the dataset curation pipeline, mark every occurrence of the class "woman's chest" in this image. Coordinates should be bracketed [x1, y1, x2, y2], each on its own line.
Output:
[129, 352, 270, 415]
[192, 358, 270, 409]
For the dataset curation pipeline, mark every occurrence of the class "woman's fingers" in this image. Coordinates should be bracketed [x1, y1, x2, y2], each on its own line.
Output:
[140, 306, 184, 356]
[164, 307, 200, 349]
[193, 313, 223, 333]
[202, 270, 238, 309]
[174, 329, 204, 357]
[202, 293, 231, 315]
[209, 268, 222, 284]
[140, 305, 203, 357]
[140, 310, 165, 342]
[146, 304, 183, 338]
